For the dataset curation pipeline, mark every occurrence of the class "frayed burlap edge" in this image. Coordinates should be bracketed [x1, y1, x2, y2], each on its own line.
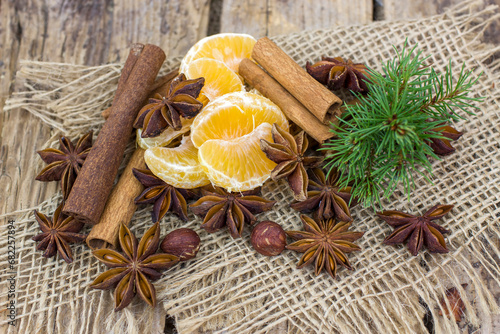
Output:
[2, 1, 500, 333]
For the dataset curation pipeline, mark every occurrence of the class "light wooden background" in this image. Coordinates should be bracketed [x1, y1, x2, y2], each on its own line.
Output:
[1, 1, 498, 333]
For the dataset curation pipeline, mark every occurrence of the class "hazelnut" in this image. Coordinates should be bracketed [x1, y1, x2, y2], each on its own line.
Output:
[160, 228, 200, 261]
[250, 221, 286, 256]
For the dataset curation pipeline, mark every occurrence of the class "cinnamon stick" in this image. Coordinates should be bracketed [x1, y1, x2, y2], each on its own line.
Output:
[252, 37, 342, 125]
[100, 44, 145, 120]
[101, 68, 179, 119]
[93, 68, 178, 246]
[87, 148, 146, 249]
[239, 58, 334, 143]
[63, 44, 166, 225]
[113, 43, 145, 104]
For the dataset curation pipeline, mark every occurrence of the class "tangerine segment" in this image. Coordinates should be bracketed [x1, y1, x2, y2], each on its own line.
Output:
[180, 33, 256, 74]
[190, 92, 288, 148]
[184, 58, 243, 106]
[145, 136, 210, 189]
[198, 123, 277, 192]
[136, 118, 193, 149]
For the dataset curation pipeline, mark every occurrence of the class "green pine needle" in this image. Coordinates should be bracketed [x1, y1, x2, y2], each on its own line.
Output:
[321, 41, 482, 208]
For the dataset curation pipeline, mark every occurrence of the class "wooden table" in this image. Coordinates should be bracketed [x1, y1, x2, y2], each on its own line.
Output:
[1, 1, 498, 333]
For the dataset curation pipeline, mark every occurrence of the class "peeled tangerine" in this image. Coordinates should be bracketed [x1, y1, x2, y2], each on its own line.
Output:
[191, 92, 289, 192]
[180, 33, 256, 74]
[183, 58, 244, 106]
[144, 136, 210, 189]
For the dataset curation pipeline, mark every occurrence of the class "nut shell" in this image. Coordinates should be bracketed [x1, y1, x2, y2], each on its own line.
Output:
[250, 221, 286, 256]
[161, 228, 200, 261]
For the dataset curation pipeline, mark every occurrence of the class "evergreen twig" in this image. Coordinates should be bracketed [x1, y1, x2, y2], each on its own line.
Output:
[321, 41, 482, 208]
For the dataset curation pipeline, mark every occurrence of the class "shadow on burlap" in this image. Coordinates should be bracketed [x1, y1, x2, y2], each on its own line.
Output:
[2, 1, 500, 333]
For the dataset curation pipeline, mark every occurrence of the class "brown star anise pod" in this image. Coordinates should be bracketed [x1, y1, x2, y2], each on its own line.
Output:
[291, 168, 353, 222]
[133, 168, 196, 222]
[306, 56, 370, 93]
[35, 131, 93, 199]
[429, 125, 463, 156]
[190, 187, 275, 239]
[32, 203, 87, 264]
[91, 222, 179, 311]
[438, 284, 468, 322]
[260, 123, 323, 201]
[134, 74, 204, 138]
[378, 204, 454, 256]
[286, 215, 364, 278]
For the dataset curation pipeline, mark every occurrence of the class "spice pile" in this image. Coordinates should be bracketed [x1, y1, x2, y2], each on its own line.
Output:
[32, 33, 479, 313]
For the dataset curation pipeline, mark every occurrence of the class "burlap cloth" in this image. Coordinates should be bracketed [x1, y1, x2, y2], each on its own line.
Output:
[2, 1, 500, 333]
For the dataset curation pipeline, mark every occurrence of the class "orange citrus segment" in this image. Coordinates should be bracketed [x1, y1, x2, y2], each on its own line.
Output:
[136, 118, 193, 149]
[180, 33, 256, 74]
[184, 58, 243, 106]
[144, 136, 210, 189]
[198, 123, 276, 192]
[190, 92, 288, 148]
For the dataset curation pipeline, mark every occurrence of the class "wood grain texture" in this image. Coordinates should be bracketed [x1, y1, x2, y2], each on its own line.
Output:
[220, 0, 373, 37]
[267, 0, 373, 35]
[220, 0, 269, 37]
[111, 0, 211, 61]
[382, 0, 465, 20]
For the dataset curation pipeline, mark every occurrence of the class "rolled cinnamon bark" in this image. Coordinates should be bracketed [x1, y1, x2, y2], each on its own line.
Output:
[252, 37, 342, 125]
[239, 58, 334, 143]
[63, 44, 166, 224]
[113, 43, 144, 104]
[87, 148, 146, 249]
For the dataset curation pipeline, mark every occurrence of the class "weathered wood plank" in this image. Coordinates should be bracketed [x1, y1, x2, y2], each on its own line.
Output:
[267, 0, 373, 36]
[220, 0, 373, 37]
[381, 0, 464, 20]
[0, 0, 58, 217]
[110, 0, 211, 60]
[220, 0, 269, 37]
[0, 0, 20, 110]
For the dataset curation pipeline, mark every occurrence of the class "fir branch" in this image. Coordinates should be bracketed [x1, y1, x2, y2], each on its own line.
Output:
[321, 41, 482, 208]
[422, 62, 481, 120]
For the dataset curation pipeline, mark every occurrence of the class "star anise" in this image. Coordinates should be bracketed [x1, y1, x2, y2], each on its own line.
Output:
[91, 222, 179, 311]
[438, 284, 467, 322]
[133, 168, 196, 222]
[377, 204, 454, 256]
[32, 203, 87, 263]
[429, 125, 463, 156]
[306, 57, 370, 93]
[286, 215, 364, 278]
[134, 74, 204, 138]
[190, 187, 275, 239]
[35, 131, 93, 199]
[291, 168, 353, 222]
[260, 123, 323, 201]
